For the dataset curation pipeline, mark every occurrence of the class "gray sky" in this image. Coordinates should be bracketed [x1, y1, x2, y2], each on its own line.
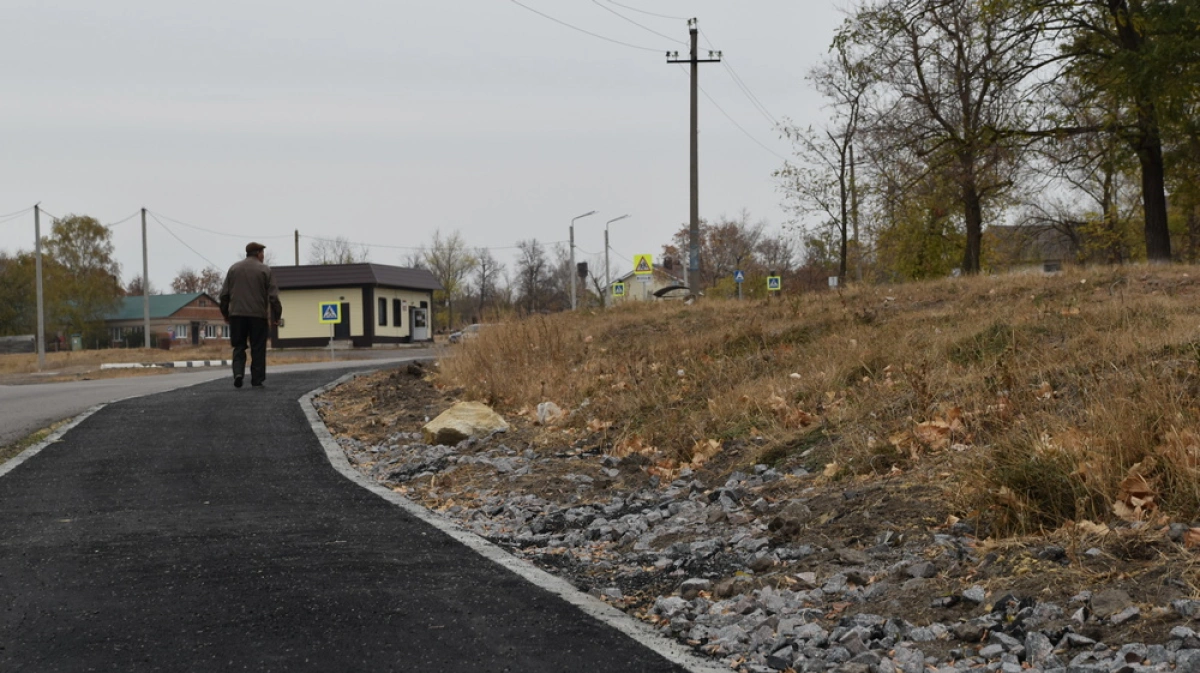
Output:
[0, 1, 844, 289]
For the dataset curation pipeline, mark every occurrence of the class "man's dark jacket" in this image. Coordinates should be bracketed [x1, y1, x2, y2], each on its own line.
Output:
[219, 257, 282, 321]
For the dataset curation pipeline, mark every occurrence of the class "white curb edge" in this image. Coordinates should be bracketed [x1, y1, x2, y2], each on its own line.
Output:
[300, 372, 729, 673]
[101, 360, 233, 370]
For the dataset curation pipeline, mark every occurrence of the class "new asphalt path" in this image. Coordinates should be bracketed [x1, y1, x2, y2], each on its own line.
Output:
[0, 366, 692, 672]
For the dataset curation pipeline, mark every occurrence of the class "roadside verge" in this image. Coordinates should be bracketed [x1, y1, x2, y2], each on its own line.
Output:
[299, 373, 728, 673]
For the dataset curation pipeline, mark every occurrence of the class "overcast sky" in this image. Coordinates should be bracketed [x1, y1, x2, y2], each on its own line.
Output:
[0, 1, 845, 290]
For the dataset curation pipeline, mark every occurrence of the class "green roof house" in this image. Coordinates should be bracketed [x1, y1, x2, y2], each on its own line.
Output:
[103, 293, 227, 347]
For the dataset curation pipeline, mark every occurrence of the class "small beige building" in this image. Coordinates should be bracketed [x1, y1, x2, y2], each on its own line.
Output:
[272, 264, 442, 348]
[610, 268, 688, 303]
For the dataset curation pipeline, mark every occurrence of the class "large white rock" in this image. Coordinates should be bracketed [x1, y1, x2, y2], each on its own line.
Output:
[422, 402, 509, 446]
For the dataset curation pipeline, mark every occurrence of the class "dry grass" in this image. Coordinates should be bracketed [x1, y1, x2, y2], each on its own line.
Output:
[0, 344, 325, 376]
[438, 264, 1200, 537]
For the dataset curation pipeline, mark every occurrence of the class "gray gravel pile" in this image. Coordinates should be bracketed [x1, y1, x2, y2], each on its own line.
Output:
[338, 434, 1200, 673]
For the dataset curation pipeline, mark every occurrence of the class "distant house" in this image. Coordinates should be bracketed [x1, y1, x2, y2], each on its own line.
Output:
[272, 263, 442, 348]
[104, 293, 226, 347]
[611, 267, 688, 303]
[987, 225, 1078, 273]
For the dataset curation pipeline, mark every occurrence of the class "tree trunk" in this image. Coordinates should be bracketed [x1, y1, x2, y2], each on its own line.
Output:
[961, 183, 983, 274]
[1137, 127, 1172, 261]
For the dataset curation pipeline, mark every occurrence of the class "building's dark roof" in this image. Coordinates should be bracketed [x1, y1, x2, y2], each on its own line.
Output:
[272, 264, 443, 291]
[105, 293, 209, 321]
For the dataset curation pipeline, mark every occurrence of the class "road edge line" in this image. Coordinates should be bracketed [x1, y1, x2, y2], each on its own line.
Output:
[0, 405, 107, 479]
[300, 373, 729, 673]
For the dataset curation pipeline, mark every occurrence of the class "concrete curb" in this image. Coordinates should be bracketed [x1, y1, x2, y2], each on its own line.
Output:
[300, 372, 729, 673]
[100, 360, 232, 370]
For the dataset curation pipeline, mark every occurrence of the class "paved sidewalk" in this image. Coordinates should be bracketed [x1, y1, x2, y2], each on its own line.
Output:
[0, 368, 687, 672]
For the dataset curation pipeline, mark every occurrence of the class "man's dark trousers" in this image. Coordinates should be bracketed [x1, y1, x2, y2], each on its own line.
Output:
[229, 316, 269, 386]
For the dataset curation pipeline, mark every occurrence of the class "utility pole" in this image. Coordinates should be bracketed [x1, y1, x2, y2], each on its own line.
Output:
[142, 208, 151, 348]
[668, 19, 720, 297]
[294, 230, 300, 265]
[34, 205, 45, 370]
[569, 210, 597, 310]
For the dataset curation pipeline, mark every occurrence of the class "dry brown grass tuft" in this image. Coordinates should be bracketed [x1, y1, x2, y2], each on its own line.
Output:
[437, 265, 1200, 537]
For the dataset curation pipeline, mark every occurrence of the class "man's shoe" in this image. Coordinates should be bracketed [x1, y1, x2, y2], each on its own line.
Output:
[251, 381, 264, 388]
[234, 376, 244, 389]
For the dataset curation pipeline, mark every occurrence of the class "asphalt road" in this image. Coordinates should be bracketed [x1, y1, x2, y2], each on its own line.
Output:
[0, 366, 688, 672]
[0, 350, 436, 449]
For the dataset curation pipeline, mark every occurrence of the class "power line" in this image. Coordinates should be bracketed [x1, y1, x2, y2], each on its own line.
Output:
[674, 64, 788, 162]
[507, 0, 662, 52]
[148, 210, 291, 240]
[304, 233, 564, 253]
[700, 28, 778, 127]
[591, 0, 687, 46]
[0, 207, 33, 226]
[603, 0, 688, 21]
[0, 206, 33, 220]
[103, 211, 143, 228]
[148, 212, 221, 269]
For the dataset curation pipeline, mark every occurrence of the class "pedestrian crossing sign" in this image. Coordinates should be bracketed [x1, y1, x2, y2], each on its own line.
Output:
[319, 302, 341, 324]
[767, 276, 782, 292]
[612, 282, 626, 297]
[633, 254, 653, 275]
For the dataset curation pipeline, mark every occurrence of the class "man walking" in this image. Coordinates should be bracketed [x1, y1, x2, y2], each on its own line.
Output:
[219, 242, 283, 388]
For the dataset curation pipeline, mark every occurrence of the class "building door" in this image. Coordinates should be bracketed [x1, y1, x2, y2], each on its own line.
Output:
[190, 322, 200, 345]
[334, 303, 352, 340]
[409, 307, 429, 341]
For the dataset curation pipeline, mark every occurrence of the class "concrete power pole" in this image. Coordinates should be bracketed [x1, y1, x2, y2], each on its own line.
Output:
[295, 230, 300, 265]
[34, 205, 45, 370]
[668, 19, 720, 297]
[142, 208, 150, 349]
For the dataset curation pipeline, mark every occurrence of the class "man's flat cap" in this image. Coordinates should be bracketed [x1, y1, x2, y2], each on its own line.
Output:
[246, 242, 266, 253]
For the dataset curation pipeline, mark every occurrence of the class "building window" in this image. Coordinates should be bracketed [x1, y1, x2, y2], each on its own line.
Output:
[175, 324, 189, 339]
[198, 298, 208, 307]
[378, 298, 387, 326]
[392, 299, 402, 327]
[110, 327, 124, 343]
[203, 324, 228, 339]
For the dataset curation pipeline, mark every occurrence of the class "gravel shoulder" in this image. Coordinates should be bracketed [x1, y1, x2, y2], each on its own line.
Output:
[318, 365, 1200, 673]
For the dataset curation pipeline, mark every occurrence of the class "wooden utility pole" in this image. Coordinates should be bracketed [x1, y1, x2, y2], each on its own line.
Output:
[34, 205, 45, 370]
[142, 208, 150, 348]
[668, 19, 720, 296]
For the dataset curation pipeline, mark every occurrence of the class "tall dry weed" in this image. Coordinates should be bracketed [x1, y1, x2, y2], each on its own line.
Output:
[437, 265, 1200, 536]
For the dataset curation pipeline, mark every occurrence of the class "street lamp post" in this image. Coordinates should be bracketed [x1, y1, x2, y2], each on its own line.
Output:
[604, 214, 630, 308]
[570, 210, 597, 310]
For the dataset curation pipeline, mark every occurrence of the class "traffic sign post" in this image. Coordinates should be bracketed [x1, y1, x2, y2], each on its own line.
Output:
[767, 276, 782, 292]
[319, 302, 342, 361]
[734, 270, 744, 300]
[612, 282, 626, 298]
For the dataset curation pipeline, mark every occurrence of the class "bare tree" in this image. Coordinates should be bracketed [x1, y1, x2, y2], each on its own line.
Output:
[422, 230, 477, 329]
[125, 275, 159, 297]
[779, 34, 871, 281]
[470, 247, 505, 322]
[171, 266, 224, 297]
[308, 236, 370, 265]
[515, 239, 550, 313]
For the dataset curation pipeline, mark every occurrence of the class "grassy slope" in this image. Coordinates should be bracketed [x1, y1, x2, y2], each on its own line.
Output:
[438, 264, 1200, 538]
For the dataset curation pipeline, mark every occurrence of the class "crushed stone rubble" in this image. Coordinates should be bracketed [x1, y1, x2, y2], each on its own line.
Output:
[335, 430, 1200, 673]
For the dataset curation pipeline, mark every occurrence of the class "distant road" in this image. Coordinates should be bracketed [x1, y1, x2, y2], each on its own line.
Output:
[0, 349, 437, 448]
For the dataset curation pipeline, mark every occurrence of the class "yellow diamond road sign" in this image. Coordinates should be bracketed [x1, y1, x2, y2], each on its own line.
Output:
[319, 302, 341, 324]
[633, 254, 653, 275]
